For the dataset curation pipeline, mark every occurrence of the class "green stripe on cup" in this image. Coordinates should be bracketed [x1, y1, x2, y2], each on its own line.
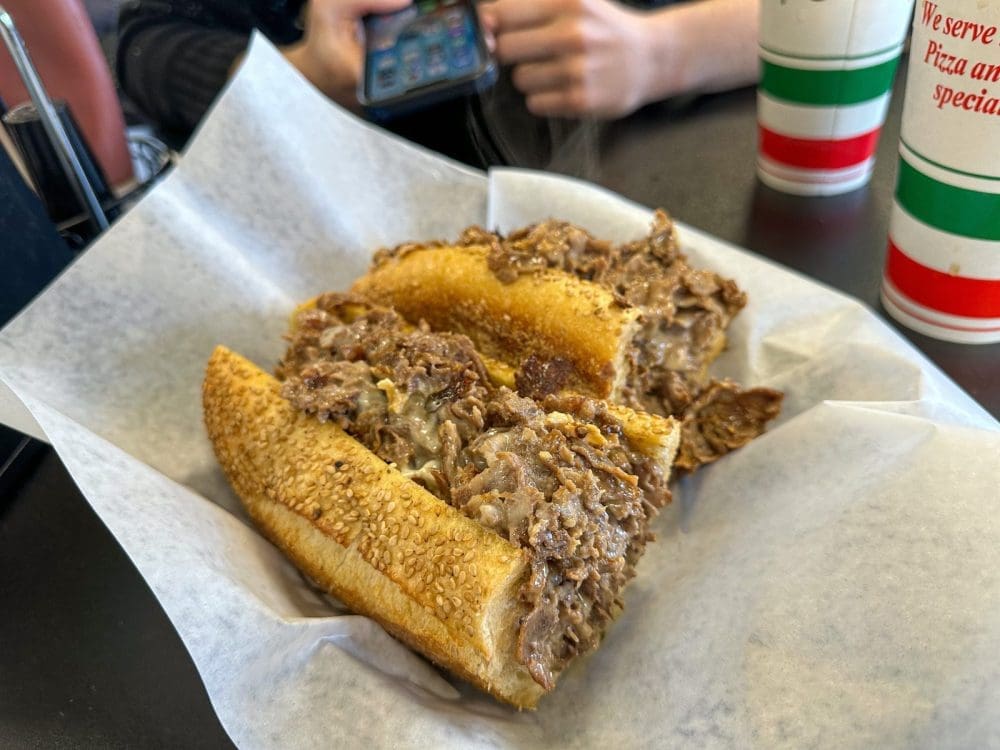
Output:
[897, 159, 1000, 241]
[760, 58, 899, 106]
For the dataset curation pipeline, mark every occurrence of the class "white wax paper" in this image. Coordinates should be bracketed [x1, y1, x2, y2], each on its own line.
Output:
[2, 36, 999, 749]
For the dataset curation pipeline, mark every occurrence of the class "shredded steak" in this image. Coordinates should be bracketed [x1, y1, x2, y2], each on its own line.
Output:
[278, 294, 670, 689]
[675, 380, 783, 473]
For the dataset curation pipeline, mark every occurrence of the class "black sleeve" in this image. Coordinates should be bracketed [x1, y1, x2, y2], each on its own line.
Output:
[116, 0, 304, 140]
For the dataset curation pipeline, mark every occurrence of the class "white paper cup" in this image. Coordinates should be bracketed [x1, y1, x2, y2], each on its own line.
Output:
[881, 0, 1000, 344]
[757, 0, 915, 196]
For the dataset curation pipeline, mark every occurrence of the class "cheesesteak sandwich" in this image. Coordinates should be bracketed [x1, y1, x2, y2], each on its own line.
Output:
[204, 294, 680, 708]
[351, 212, 783, 473]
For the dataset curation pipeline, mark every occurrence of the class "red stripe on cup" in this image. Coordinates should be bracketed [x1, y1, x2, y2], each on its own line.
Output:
[885, 239, 1000, 319]
[758, 157, 871, 184]
[759, 126, 882, 170]
[883, 284, 1000, 333]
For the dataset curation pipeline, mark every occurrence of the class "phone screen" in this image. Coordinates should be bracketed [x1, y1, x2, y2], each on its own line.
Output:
[364, 0, 486, 103]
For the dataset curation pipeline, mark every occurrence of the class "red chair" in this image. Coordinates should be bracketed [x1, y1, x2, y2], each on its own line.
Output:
[0, 0, 133, 189]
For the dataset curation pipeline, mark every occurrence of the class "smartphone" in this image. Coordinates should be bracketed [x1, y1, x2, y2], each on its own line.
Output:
[360, 0, 497, 120]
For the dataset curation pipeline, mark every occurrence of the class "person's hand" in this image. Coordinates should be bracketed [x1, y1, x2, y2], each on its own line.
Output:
[282, 0, 410, 109]
[480, 0, 653, 118]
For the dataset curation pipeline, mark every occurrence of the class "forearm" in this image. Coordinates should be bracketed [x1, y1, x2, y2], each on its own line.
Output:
[117, 1, 306, 138]
[639, 0, 760, 106]
[117, 20, 248, 135]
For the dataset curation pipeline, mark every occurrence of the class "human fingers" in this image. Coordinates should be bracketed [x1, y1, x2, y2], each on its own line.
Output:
[511, 58, 583, 95]
[478, 2, 499, 34]
[495, 22, 583, 64]
[489, 0, 568, 32]
[524, 88, 596, 117]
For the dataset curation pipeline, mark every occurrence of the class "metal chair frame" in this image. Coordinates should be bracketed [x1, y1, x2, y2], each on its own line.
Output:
[0, 5, 108, 233]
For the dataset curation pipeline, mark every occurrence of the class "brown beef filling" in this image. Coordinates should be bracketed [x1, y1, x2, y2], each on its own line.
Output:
[451, 212, 783, 471]
[278, 293, 670, 690]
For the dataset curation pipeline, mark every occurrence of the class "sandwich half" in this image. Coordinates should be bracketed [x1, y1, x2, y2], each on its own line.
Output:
[203, 294, 680, 708]
[352, 213, 783, 472]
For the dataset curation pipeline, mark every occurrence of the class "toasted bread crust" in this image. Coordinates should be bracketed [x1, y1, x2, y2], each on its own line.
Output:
[351, 245, 639, 399]
[203, 346, 545, 708]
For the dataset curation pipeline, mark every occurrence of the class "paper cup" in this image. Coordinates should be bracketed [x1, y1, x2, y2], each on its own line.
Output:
[757, 0, 915, 196]
[881, 1, 1000, 344]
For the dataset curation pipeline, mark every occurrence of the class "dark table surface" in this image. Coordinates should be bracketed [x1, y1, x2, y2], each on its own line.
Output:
[2, 60, 998, 750]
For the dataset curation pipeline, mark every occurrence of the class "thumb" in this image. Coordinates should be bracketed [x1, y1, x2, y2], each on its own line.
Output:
[333, 0, 411, 19]
[478, 4, 499, 34]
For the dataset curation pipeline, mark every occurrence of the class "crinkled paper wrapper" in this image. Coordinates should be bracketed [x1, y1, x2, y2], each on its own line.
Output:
[2, 37, 999, 750]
